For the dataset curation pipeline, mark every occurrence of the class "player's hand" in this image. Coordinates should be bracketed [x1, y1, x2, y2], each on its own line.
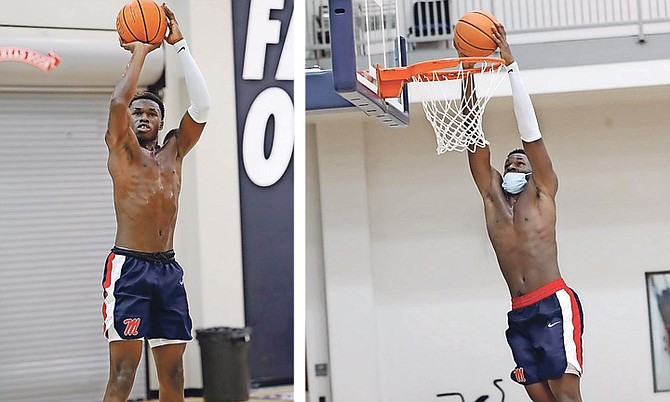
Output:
[119, 38, 161, 54]
[491, 21, 514, 65]
[163, 3, 184, 45]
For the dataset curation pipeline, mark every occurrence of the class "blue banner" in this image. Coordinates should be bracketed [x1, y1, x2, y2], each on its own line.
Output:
[231, 0, 294, 384]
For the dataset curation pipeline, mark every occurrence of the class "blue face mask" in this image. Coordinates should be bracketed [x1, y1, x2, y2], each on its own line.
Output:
[502, 172, 531, 194]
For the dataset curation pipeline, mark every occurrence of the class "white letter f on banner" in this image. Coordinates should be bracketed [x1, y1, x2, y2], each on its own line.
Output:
[242, 0, 285, 80]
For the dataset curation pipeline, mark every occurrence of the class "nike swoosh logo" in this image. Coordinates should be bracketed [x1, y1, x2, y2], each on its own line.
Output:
[548, 321, 561, 328]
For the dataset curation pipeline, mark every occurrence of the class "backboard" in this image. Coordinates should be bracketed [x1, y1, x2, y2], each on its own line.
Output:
[328, 0, 410, 127]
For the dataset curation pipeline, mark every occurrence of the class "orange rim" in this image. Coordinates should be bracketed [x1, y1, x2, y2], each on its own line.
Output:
[376, 57, 506, 99]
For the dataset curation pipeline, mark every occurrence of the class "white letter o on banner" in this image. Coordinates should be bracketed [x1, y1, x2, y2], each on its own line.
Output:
[242, 87, 294, 187]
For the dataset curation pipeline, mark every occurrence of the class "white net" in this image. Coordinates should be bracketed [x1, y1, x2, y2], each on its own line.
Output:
[411, 60, 508, 154]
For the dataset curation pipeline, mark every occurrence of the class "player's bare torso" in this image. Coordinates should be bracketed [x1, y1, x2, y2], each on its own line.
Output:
[484, 176, 562, 298]
[108, 138, 182, 252]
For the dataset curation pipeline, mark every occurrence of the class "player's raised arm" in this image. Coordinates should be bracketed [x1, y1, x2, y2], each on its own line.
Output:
[492, 22, 558, 197]
[462, 57, 498, 198]
[106, 41, 159, 150]
[163, 3, 211, 157]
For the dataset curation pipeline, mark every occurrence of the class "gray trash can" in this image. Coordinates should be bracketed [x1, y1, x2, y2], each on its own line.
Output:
[196, 327, 252, 402]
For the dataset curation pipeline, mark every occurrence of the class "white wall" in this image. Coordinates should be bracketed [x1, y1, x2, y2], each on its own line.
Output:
[1, 0, 128, 28]
[305, 129, 333, 402]
[306, 83, 670, 401]
[314, 119, 382, 402]
[166, 0, 246, 389]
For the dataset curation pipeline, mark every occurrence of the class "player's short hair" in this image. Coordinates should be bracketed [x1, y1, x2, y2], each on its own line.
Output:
[507, 148, 526, 158]
[130, 92, 165, 124]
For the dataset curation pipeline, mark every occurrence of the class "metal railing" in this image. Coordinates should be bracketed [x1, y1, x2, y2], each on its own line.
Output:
[307, 1, 331, 55]
[306, 0, 670, 57]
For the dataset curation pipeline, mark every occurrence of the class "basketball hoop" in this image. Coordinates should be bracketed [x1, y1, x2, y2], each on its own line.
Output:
[376, 57, 508, 154]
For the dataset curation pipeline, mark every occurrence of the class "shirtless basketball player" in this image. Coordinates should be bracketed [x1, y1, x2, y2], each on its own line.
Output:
[463, 22, 584, 402]
[101, 5, 210, 401]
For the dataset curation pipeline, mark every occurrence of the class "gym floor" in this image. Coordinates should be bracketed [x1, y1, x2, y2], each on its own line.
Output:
[148, 385, 294, 401]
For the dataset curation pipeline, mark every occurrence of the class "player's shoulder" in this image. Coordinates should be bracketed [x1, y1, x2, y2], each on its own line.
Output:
[162, 128, 182, 150]
[106, 132, 139, 159]
[160, 128, 184, 158]
[164, 128, 179, 143]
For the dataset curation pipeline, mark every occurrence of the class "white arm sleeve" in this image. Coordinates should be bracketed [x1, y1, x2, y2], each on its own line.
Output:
[507, 61, 542, 143]
[174, 39, 211, 124]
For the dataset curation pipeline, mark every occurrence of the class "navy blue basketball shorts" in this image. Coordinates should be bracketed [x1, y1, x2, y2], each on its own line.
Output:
[506, 278, 584, 385]
[102, 247, 193, 348]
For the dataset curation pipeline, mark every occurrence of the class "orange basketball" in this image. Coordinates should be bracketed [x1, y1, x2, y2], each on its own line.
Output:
[116, 0, 168, 45]
[453, 10, 499, 57]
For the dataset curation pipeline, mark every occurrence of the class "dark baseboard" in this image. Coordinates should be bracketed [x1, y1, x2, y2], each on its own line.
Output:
[251, 377, 294, 388]
[144, 388, 201, 400]
[145, 380, 293, 400]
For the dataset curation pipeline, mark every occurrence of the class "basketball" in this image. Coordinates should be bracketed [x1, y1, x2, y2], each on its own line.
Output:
[116, 0, 168, 45]
[453, 10, 499, 57]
